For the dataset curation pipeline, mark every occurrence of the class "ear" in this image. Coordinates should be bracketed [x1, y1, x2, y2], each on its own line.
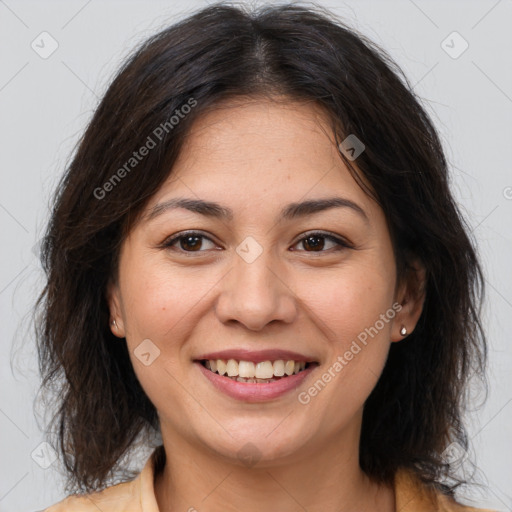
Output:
[106, 279, 126, 338]
[391, 258, 426, 342]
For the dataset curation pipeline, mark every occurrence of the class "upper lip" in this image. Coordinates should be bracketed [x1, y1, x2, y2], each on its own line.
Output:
[195, 349, 317, 364]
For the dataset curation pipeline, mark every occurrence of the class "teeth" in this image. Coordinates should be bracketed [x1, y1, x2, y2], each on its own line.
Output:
[285, 360, 295, 376]
[255, 361, 274, 379]
[273, 360, 285, 376]
[216, 359, 227, 376]
[226, 359, 238, 377]
[239, 361, 255, 378]
[203, 358, 310, 379]
[234, 376, 277, 383]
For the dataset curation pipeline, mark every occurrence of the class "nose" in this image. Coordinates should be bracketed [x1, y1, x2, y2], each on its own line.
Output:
[214, 246, 298, 331]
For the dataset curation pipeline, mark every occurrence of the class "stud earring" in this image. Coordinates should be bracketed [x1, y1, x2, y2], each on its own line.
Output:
[111, 319, 117, 328]
[400, 325, 407, 336]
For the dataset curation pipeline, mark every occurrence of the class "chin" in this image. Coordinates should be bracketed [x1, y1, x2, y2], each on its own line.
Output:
[199, 424, 312, 468]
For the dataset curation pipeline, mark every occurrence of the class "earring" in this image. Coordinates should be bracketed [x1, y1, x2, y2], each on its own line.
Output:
[400, 325, 407, 336]
[111, 319, 117, 328]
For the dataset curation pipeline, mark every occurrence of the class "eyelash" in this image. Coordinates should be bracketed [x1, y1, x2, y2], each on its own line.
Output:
[161, 230, 352, 255]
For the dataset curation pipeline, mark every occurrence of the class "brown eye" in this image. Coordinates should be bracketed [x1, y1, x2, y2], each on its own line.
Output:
[163, 232, 216, 253]
[179, 235, 203, 251]
[292, 232, 350, 253]
[302, 235, 326, 251]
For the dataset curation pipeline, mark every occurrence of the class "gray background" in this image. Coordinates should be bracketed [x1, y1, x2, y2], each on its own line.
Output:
[1, 0, 511, 510]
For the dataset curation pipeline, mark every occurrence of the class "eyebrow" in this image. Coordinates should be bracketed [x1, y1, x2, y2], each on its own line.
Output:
[147, 196, 369, 224]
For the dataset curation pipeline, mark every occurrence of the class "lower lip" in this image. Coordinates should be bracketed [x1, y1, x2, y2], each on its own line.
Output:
[195, 361, 317, 402]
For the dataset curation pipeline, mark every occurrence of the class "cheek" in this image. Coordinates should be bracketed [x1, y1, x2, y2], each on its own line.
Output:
[119, 256, 224, 362]
[122, 275, 179, 339]
[297, 267, 395, 420]
[118, 258, 214, 413]
[304, 260, 396, 345]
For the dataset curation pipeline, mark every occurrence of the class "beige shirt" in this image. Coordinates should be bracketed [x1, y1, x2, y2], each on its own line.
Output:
[43, 448, 497, 511]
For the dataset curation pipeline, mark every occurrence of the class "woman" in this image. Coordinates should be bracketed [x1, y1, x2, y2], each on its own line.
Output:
[37, 2, 494, 511]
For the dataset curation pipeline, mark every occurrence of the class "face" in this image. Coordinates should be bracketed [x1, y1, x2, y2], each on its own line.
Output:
[108, 97, 423, 467]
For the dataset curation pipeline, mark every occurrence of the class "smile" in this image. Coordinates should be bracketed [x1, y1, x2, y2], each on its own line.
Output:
[195, 357, 319, 402]
[200, 359, 314, 383]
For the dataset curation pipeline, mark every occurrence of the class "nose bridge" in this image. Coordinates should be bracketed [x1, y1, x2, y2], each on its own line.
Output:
[214, 237, 297, 330]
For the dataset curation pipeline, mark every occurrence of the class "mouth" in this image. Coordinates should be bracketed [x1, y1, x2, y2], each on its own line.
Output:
[196, 358, 319, 384]
[193, 349, 320, 401]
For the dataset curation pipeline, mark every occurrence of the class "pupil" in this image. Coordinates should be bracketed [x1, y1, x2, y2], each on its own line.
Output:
[181, 236, 201, 251]
[304, 235, 324, 251]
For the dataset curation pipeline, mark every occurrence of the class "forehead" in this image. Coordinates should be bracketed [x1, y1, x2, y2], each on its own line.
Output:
[177, 97, 336, 170]
[146, 97, 377, 221]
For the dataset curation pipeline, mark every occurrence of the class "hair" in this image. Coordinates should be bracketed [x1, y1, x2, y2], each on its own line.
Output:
[36, 0, 487, 496]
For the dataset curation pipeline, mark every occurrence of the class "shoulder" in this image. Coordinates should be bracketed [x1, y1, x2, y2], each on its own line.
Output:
[42, 447, 163, 512]
[42, 477, 140, 512]
[394, 467, 499, 512]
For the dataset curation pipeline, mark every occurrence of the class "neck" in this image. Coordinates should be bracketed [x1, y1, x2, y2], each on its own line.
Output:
[153, 419, 395, 512]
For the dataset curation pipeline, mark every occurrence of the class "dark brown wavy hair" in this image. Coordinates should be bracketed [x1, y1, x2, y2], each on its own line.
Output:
[35, 1, 487, 496]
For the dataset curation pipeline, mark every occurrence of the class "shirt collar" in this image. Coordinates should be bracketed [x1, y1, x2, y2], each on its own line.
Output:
[138, 447, 162, 512]
[137, 446, 482, 512]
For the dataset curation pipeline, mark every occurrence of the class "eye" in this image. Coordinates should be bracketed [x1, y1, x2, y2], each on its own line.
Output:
[161, 230, 352, 255]
[162, 231, 218, 253]
[291, 231, 351, 253]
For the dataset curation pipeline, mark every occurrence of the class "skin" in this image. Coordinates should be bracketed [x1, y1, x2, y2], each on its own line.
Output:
[108, 96, 425, 512]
